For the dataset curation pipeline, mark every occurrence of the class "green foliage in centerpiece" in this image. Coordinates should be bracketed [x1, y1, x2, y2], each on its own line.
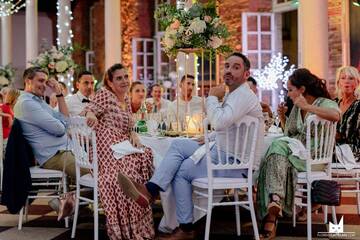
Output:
[154, 1, 231, 57]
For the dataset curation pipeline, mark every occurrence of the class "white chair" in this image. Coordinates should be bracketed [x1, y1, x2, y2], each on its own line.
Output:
[18, 167, 69, 230]
[331, 161, 360, 215]
[292, 115, 337, 240]
[192, 116, 260, 240]
[69, 116, 100, 240]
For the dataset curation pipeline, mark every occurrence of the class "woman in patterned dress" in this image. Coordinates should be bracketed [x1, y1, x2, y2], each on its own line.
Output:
[335, 66, 360, 160]
[256, 69, 341, 239]
[83, 63, 155, 239]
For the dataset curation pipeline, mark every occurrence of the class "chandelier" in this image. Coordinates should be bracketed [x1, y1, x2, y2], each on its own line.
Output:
[0, 0, 26, 17]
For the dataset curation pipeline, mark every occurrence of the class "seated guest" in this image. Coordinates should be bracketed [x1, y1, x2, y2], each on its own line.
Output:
[118, 53, 264, 238]
[256, 68, 340, 239]
[146, 83, 171, 113]
[129, 81, 152, 114]
[1, 88, 20, 142]
[59, 81, 69, 97]
[83, 64, 155, 239]
[65, 71, 94, 116]
[0, 87, 10, 103]
[168, 75, 202, 124]
[335, 66, 360, 160]
[247, 76, 272, 118]
[14, 67, 86, 181]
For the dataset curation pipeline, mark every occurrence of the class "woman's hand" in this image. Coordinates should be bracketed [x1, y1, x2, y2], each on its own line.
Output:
[130, 131, 144, 148]
[85, 111, 98, 128]
[145, 102, 153, 113]
[293, 94, 309, 110]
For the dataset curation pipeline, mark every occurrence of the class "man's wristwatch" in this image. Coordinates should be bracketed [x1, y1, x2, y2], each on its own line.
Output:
[56, 93, 64, 98]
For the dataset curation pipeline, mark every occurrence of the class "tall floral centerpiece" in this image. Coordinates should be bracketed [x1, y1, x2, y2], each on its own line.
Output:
[30, 46, 77, 91]
[0, 64, 16, 87]
[155, 0, 231, 134]
[154, 0, 231, 56]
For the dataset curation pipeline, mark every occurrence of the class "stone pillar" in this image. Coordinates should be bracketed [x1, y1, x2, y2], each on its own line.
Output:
[1, 16, 12, 65]
[57, 0, 73, 47]
[26, 0, 38, 67]
[104, 0, 121, 69]
[298, 0, 328, 79]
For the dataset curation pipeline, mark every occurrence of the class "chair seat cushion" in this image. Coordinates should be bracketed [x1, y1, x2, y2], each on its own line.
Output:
[296, 171, 329, 183]
[79, 173, 95, 188]
[192, 177, 249, 189]
[30, 166, 64, 178]
[331, 163, 360, 169]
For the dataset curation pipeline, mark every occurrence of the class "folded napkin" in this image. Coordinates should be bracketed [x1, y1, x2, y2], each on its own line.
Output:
[278, 136, 309, 160]
[190, 141, 216, 164]
[111, 140, 144, 160]
[268, 125, 283, 134]
[335, 144, 357, 170]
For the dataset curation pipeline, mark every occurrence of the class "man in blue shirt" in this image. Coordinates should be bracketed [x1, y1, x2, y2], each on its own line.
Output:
[14, 67, 81, 180]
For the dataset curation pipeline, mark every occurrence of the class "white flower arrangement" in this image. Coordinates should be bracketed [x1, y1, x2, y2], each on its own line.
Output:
[0, 64, 16, 86]
[30, 46, 77, 77]
[155, 1, 231, 56]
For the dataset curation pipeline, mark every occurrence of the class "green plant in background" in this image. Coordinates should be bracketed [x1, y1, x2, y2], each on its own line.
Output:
[154, 1, 231, 57]
[0, 64, 16, 86]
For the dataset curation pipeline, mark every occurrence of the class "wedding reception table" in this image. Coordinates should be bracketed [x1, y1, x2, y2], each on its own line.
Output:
[140, 132, 284, 233]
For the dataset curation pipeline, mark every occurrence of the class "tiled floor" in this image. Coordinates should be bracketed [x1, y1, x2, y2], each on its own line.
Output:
[0, 193, 359, 239]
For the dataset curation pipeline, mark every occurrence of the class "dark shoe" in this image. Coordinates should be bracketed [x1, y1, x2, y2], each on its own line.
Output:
[156, 228, 195, 240]
[117, 172, 152, 207]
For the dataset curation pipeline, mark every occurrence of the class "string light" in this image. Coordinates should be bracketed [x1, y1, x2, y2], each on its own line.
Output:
[56, 0, 74, 93]
[56, 0, 73, 48]
[0, 0, 25, 17]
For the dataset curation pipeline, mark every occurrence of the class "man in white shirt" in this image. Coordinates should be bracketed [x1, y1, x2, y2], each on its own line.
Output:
[118, 53, 264, 237]
[146, 83, 171, 113]
[168, 75, 202, 124]
[65, 71, 94, 116]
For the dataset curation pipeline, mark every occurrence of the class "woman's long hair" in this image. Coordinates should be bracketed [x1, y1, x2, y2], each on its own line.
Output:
[5, 88, 20, 108]
[288, 68, 331, 99]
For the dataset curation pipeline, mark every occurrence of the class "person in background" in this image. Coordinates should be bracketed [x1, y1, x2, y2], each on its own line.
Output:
[65, 71, 95, 116]
[0, 87, 10, 104]
[83, 63, 155, 239]
[247, 76, 273, 118]
[58, 81, 69, 97]
[146, 83, 171, 113]
[167, 75, 202, 125]
[327, 82, 337, 100]
[130, 81, 152, 114]
[0, 88, 20, 144]
[335, 66, 360, 160]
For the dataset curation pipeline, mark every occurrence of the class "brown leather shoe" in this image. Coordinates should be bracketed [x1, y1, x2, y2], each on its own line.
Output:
[156, 228, 195, 240]
[117, 172, 152, 207]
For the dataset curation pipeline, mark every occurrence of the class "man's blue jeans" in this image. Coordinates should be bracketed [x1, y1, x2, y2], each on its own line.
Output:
[149, 138, 246, 224]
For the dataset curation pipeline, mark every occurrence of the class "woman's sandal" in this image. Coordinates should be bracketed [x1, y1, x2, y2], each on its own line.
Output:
[296, 203, 322, 222]
[261, 214, 278, 240]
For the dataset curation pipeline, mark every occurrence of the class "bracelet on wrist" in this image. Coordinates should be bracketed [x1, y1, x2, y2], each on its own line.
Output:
[56, 93, 64, 98]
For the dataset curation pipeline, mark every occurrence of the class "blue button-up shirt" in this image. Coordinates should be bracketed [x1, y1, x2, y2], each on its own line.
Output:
[14, 92, 70, 166]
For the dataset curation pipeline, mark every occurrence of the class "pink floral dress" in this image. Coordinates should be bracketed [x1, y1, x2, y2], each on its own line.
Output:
[84, 87, 154, 240]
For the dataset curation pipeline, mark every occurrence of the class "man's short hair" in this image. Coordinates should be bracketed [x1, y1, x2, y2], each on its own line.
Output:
[180, 75, 195, 84]
[228, 52, 251, 71]
[77, 70, 93, 83]
[247, 76, 257, 86]
[23, 67, 48, 82]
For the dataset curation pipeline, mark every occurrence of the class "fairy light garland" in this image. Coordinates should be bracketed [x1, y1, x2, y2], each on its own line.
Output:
[0, 0, 25, 17]
[56, 0, 74, 93]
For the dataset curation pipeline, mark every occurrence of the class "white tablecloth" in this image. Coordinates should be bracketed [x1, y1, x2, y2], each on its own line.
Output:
[140, 133, 283, 233]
